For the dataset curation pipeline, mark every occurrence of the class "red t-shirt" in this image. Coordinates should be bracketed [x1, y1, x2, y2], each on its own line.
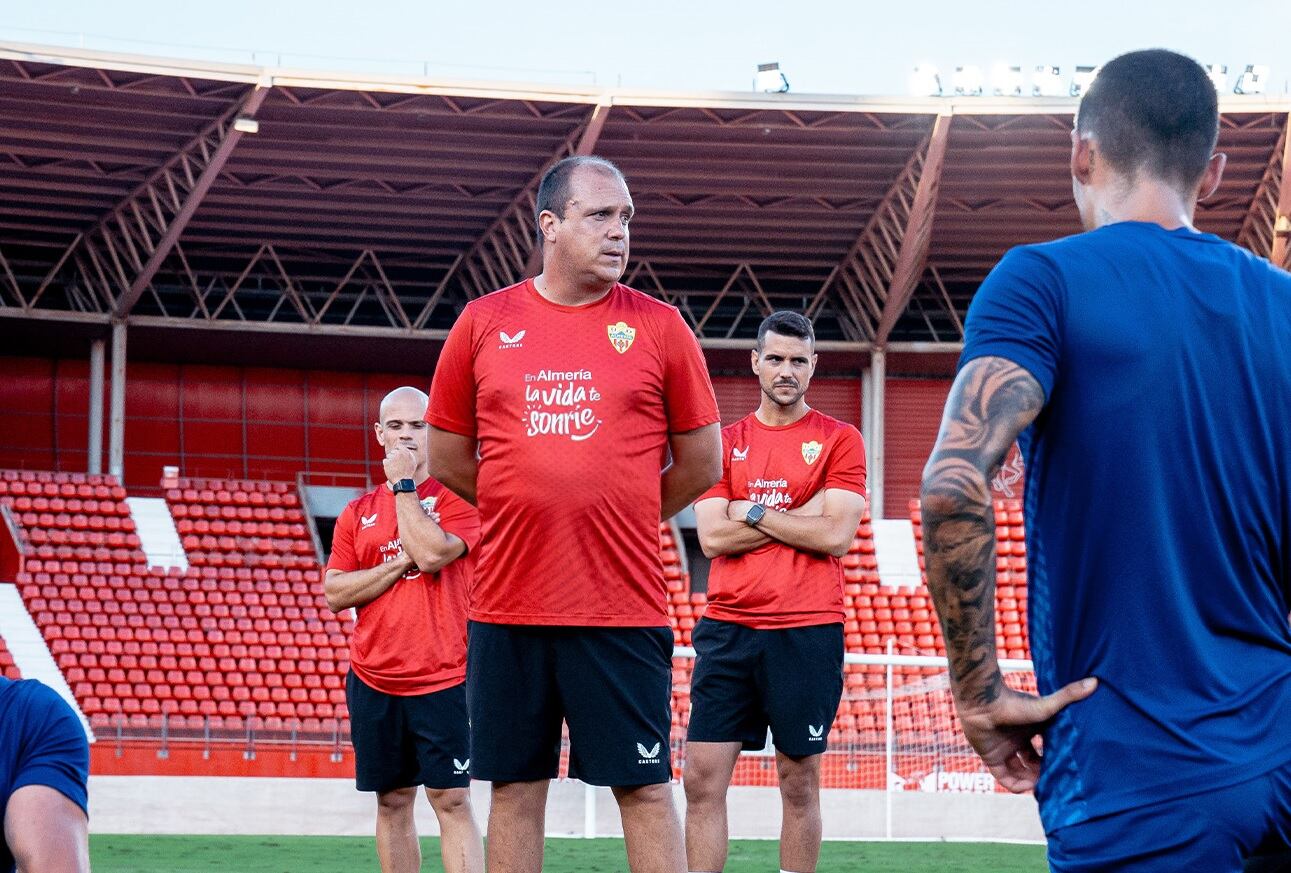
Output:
[325, 478, 480, 695]
[428, 279, 719, 626]
[699, 409, 867, 629]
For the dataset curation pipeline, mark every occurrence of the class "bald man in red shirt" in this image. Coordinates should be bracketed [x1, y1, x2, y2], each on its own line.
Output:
[429, 156, 722, 873]
[325, 386, 483, 873]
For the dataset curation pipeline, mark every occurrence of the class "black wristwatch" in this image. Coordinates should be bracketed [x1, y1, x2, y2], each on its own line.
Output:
[744, 503, 766, 527]
[392, 478, 417, 494]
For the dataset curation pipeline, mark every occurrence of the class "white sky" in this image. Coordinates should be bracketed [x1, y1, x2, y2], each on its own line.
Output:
[3, 0, 1288, 95]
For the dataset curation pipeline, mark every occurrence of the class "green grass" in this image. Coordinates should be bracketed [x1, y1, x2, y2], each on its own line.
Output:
[90, 835, 1048, 872]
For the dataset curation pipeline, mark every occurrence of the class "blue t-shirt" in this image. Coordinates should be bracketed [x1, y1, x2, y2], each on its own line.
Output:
[960, 221, 1291, 833]
[0, 677, 89, 873]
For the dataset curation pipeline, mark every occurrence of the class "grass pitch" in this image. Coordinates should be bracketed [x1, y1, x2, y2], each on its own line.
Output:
[90, 834, 1047, 871]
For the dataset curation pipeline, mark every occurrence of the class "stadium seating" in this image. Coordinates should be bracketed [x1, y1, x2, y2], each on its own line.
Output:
[2, 468, 1031, 787]
[2, 470, 352, 739]
[0, 634, 19, 680]
[0, 469, 141, 561]
[163, 477, 318, 572]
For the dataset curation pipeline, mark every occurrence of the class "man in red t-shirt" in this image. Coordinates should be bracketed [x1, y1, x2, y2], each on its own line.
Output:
[427, 156, 722, 873]
[685, 311, 867, 873]
[324, 386, 483, 873]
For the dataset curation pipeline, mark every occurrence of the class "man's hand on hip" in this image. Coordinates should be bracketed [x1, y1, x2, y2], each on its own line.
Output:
[956, 677, 1098, 793]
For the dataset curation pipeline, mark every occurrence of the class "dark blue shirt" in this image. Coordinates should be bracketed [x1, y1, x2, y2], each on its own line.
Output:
[961, 222, 1291, 833]
[0, 677, 89, 873]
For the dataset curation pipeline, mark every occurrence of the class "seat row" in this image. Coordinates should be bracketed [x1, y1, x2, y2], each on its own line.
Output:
[166, 488, 299, 509]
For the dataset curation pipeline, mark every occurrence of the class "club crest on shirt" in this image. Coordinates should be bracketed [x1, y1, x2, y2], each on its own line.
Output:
[419, 495, 437, 515]
[801, 440, 823, 465]
[607, 321, 636, 354]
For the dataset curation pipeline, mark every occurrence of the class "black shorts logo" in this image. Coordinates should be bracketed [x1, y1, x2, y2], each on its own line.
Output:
[636, 741, 661, 765]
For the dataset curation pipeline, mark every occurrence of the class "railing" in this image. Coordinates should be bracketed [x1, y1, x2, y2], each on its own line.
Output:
[101, 715, 351, 763]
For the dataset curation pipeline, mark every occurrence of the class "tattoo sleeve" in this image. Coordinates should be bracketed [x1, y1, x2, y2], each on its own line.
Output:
[920, 356, 1044, 708]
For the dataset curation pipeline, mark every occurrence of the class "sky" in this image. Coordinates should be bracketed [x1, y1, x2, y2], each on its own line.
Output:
[2, 1, 1288, 95]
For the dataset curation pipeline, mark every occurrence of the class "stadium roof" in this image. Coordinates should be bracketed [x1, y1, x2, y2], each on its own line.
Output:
[0, 41, 1287, 366]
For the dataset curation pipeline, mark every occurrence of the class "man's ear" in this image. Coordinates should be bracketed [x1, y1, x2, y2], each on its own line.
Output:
[1196, 152, 1227, 202]
[538, 209, 560, 244]
[1071, 129, 1095, 186]
[750, 347, 760, 375]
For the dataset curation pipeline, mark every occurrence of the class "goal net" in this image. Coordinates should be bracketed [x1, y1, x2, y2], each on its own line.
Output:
[666, 645, 1037, 796]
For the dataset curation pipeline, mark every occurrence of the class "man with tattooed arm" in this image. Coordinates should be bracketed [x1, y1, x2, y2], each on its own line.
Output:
[921, 49, 1291, 872]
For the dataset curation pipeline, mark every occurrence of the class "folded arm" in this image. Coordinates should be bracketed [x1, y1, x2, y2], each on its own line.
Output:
[393, 490, 466, 574]
[694, 496, 772, 558]
[728, 488, 866, 557]
[324, 555, 415, 613]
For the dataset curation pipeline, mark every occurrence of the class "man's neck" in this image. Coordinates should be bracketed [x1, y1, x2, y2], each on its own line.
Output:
[534, 269, 614, 307]
[1094, 178, 1197, 231]
[755, 400, 811, 428]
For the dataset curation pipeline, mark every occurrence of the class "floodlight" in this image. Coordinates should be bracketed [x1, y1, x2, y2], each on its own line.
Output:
[910, 64, 942, 96]
[1206, 64, 1228, 93]
[952, 66, 983, 96]
[1032, 65, 1065, 97]
[990, 63, 1023, 97]
[1235, 64, 1269, 95]
[754, 62, 790, 93]
[1070, 66, 1097, 98]
[233, 117, 260, 134]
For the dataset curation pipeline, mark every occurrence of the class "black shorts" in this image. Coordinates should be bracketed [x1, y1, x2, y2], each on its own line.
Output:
[467, 622, 674, 787]
[687, 618, 844, 758]
[346, 670, 471, 793]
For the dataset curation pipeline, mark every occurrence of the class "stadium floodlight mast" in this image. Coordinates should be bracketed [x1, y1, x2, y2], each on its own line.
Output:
[1234, 64, 1269, 94]
[1031, 65, 1066, 97]
[990, 63, 1023, 97]
[952, 65, 983, 96]
[1070, 65, 1097, 97]
[232, 117, 260, 134]
[1206, 63, 1229, 93]
[754, 62, 790, 93]
[909, 63, 942, 96]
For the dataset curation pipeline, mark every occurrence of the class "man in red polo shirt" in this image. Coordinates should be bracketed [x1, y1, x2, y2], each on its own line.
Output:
[685, 311, 867, 873]
[428, 156, 722, 873]
[325, 386, 483, 873]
